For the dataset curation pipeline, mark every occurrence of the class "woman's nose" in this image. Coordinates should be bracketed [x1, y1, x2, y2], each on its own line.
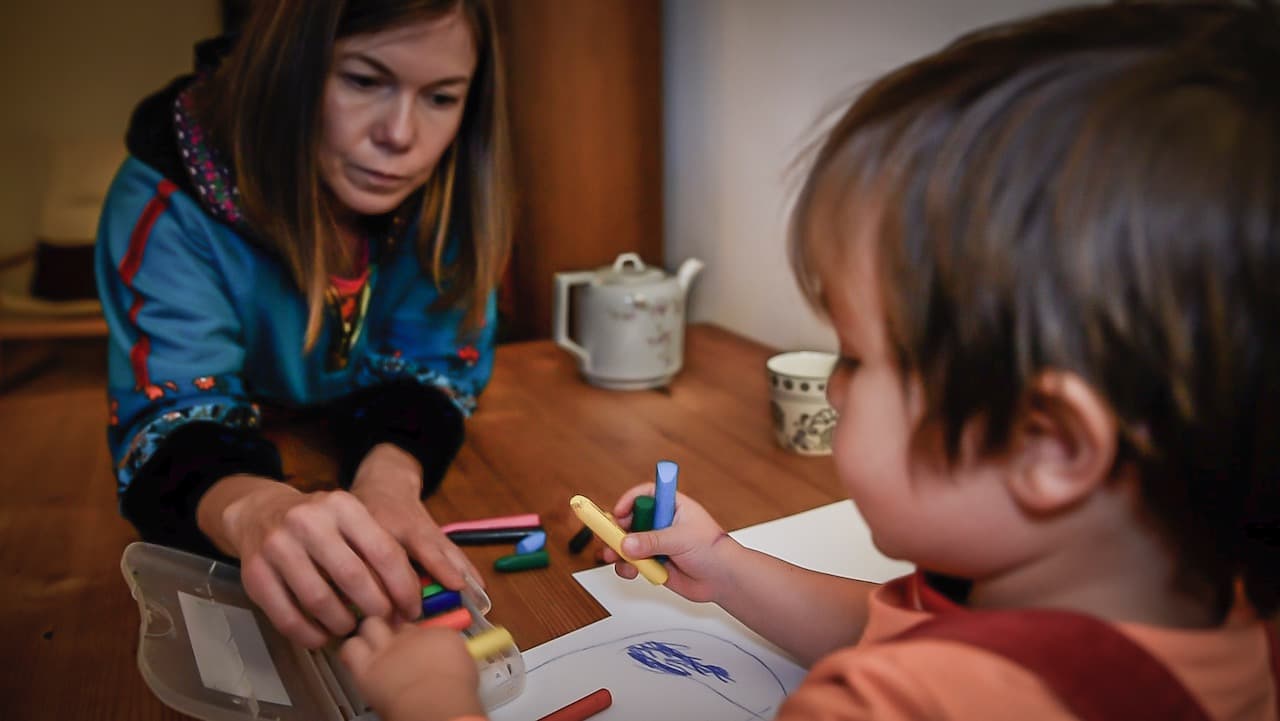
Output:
[373, 95, 416, 151]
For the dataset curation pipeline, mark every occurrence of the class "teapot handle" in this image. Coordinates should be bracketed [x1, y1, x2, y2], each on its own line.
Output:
[553, 271, 594, 369]
[613, 252, 645, 272]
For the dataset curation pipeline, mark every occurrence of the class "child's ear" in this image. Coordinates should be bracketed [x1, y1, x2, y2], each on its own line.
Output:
[1007, 371, 1119, 515]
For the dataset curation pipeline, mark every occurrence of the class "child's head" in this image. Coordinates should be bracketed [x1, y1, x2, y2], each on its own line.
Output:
[199, 0, 512, 341]
[790, 1, 1279, 618]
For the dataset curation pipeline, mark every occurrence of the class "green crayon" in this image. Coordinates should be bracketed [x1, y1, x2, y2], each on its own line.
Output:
[494, 549, 549, 572]
[631, 495, 656, 532]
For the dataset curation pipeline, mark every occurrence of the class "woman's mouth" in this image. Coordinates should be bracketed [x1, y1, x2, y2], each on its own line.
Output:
[348, 164, 409, 191]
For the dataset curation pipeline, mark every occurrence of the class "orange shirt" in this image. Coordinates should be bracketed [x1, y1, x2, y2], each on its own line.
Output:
[777, 574, 1277, 721]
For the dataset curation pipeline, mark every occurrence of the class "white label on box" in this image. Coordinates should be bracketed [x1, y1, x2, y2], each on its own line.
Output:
[177, 591, 293, 707]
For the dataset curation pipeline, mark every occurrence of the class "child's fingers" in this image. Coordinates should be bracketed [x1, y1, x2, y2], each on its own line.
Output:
[358, 615, 395, 649]
[612, 483, 661, 519]
[619, 529, 679, 560]
[604, 527, 674, 563]
[613, 560, 639, 580]
[338, 634, 373, 675]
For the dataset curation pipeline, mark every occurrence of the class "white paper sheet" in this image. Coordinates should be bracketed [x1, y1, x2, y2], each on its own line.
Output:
[491, 501, 912, 720]
[491, 614, 805, 721]
[177, 591, 292, 707]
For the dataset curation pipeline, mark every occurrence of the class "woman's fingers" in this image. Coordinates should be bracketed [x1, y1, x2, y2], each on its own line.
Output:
[403, 520, 484, 593]
[327, 496, 422, 621]
[240, 555, 329, 648]
[407, 536, 466, 590]
[263, 525, 365, 635]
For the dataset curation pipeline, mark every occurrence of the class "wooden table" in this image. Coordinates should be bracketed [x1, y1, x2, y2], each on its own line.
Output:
[0, 324, 842, 719]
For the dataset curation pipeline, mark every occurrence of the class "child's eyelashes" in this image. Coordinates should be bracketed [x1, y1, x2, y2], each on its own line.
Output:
[837, 355, 862, 373]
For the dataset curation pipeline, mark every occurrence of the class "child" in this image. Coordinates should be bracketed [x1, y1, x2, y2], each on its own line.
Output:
[343, 1, 1280, 719]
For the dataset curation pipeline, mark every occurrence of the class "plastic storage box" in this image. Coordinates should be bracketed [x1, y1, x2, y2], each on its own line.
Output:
[120, 542, 525, 720]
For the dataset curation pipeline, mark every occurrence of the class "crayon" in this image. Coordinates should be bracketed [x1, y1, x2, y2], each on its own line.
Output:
[653, 460, 678, 530]
[440, 513, 541, 536]
[568, 525, 593, 554]
[416, 606, 472, 632]
[422, 589, 462, 617]
[569, 495, 668, 585]
[516, 530, 547, 554]
[421, 582, 444, 599]
[495, 549, 549, 572]
[536, 688, 613, 721]
[448, 528, 542, 545]
[631, 495, 656, 532]
[465, 626, 515, 660]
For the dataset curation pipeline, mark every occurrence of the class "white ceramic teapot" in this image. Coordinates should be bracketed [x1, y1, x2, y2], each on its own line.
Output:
[553, 252, 704, 390]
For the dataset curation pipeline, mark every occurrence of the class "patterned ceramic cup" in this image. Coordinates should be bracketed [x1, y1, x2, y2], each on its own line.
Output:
[766, 351, 839, 455]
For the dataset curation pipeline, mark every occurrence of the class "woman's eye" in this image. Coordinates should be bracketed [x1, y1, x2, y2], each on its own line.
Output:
[429, 92, 461, 108]
[344, 73, 381, 90]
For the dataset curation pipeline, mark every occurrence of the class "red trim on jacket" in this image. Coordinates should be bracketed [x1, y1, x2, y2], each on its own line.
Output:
[120, 179, 178, 390]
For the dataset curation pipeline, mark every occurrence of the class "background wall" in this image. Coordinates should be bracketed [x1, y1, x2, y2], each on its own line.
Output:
[664, 0, 1082, 352]
[0, 1, 219, 291]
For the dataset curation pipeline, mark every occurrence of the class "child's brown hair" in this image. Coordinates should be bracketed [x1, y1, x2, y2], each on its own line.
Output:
[790, 1, 1280, 619]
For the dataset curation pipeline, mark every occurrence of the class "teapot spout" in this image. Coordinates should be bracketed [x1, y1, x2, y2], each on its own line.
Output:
[676, 257, 705, 293]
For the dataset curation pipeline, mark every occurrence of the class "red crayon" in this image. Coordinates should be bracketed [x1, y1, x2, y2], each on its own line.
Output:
[536, 688, 612, 721]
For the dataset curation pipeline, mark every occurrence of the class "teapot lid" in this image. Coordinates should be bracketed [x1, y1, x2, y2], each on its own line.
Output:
[596, 253, 666, 286]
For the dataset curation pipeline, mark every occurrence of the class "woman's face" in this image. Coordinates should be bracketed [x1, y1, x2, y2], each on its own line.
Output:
[319, 10, 477, 219]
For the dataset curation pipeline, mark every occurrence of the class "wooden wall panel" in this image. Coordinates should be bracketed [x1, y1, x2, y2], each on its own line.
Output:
[494, 0, 663, 341]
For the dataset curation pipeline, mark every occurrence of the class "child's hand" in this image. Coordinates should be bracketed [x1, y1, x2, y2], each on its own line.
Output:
[339, 617, 484, 721]
[603, 485, 741, 603]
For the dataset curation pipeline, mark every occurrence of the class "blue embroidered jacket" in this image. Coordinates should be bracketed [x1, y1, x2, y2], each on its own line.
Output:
[95, 65, 494, 557]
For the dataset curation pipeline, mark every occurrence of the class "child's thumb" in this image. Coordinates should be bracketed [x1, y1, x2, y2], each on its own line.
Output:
[621, 531, 663, 559]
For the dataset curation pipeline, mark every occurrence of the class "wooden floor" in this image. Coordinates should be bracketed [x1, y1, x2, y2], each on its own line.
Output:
[0, 338, 151, 718]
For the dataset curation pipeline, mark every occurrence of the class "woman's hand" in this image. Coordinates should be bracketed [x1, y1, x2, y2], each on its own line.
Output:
[350, 443, 483, 591]
[602, 484, 743, 604]
[340, 617, 483, 721]
[205, 475, 425, 649]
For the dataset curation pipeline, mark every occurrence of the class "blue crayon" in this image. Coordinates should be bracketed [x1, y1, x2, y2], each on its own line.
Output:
[653, 460, 679, 530]
[421, 589, 462, 617]
[515, 530, 547, 554]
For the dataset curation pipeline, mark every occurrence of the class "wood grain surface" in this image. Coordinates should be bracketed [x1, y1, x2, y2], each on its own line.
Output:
[0, 324, 842, 720]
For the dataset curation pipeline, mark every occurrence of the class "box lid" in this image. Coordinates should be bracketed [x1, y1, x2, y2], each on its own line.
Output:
[121, 542, 524, 721]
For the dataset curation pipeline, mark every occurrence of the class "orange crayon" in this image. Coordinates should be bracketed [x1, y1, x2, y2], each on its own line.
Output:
[416, 606, 472, 632]
[536, 688, 612, 721]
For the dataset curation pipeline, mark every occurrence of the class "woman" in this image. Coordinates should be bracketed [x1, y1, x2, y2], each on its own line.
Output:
[95, 0, 511, 648]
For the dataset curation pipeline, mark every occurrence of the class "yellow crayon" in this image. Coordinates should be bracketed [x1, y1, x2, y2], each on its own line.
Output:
[465, 626, 515, 661]
[569, 495, 669, 586]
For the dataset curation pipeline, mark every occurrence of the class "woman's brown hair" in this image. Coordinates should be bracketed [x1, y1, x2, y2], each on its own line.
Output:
[790, 1, 1280, 618]
[196, 0, 512, 347]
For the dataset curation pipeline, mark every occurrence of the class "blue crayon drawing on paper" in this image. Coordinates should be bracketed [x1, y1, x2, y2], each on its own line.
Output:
[626, 640, 733, 682]
[517, 628, 790, 720]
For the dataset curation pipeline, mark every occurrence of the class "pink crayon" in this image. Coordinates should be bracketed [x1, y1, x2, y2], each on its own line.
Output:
[440, 513, 541, 535]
